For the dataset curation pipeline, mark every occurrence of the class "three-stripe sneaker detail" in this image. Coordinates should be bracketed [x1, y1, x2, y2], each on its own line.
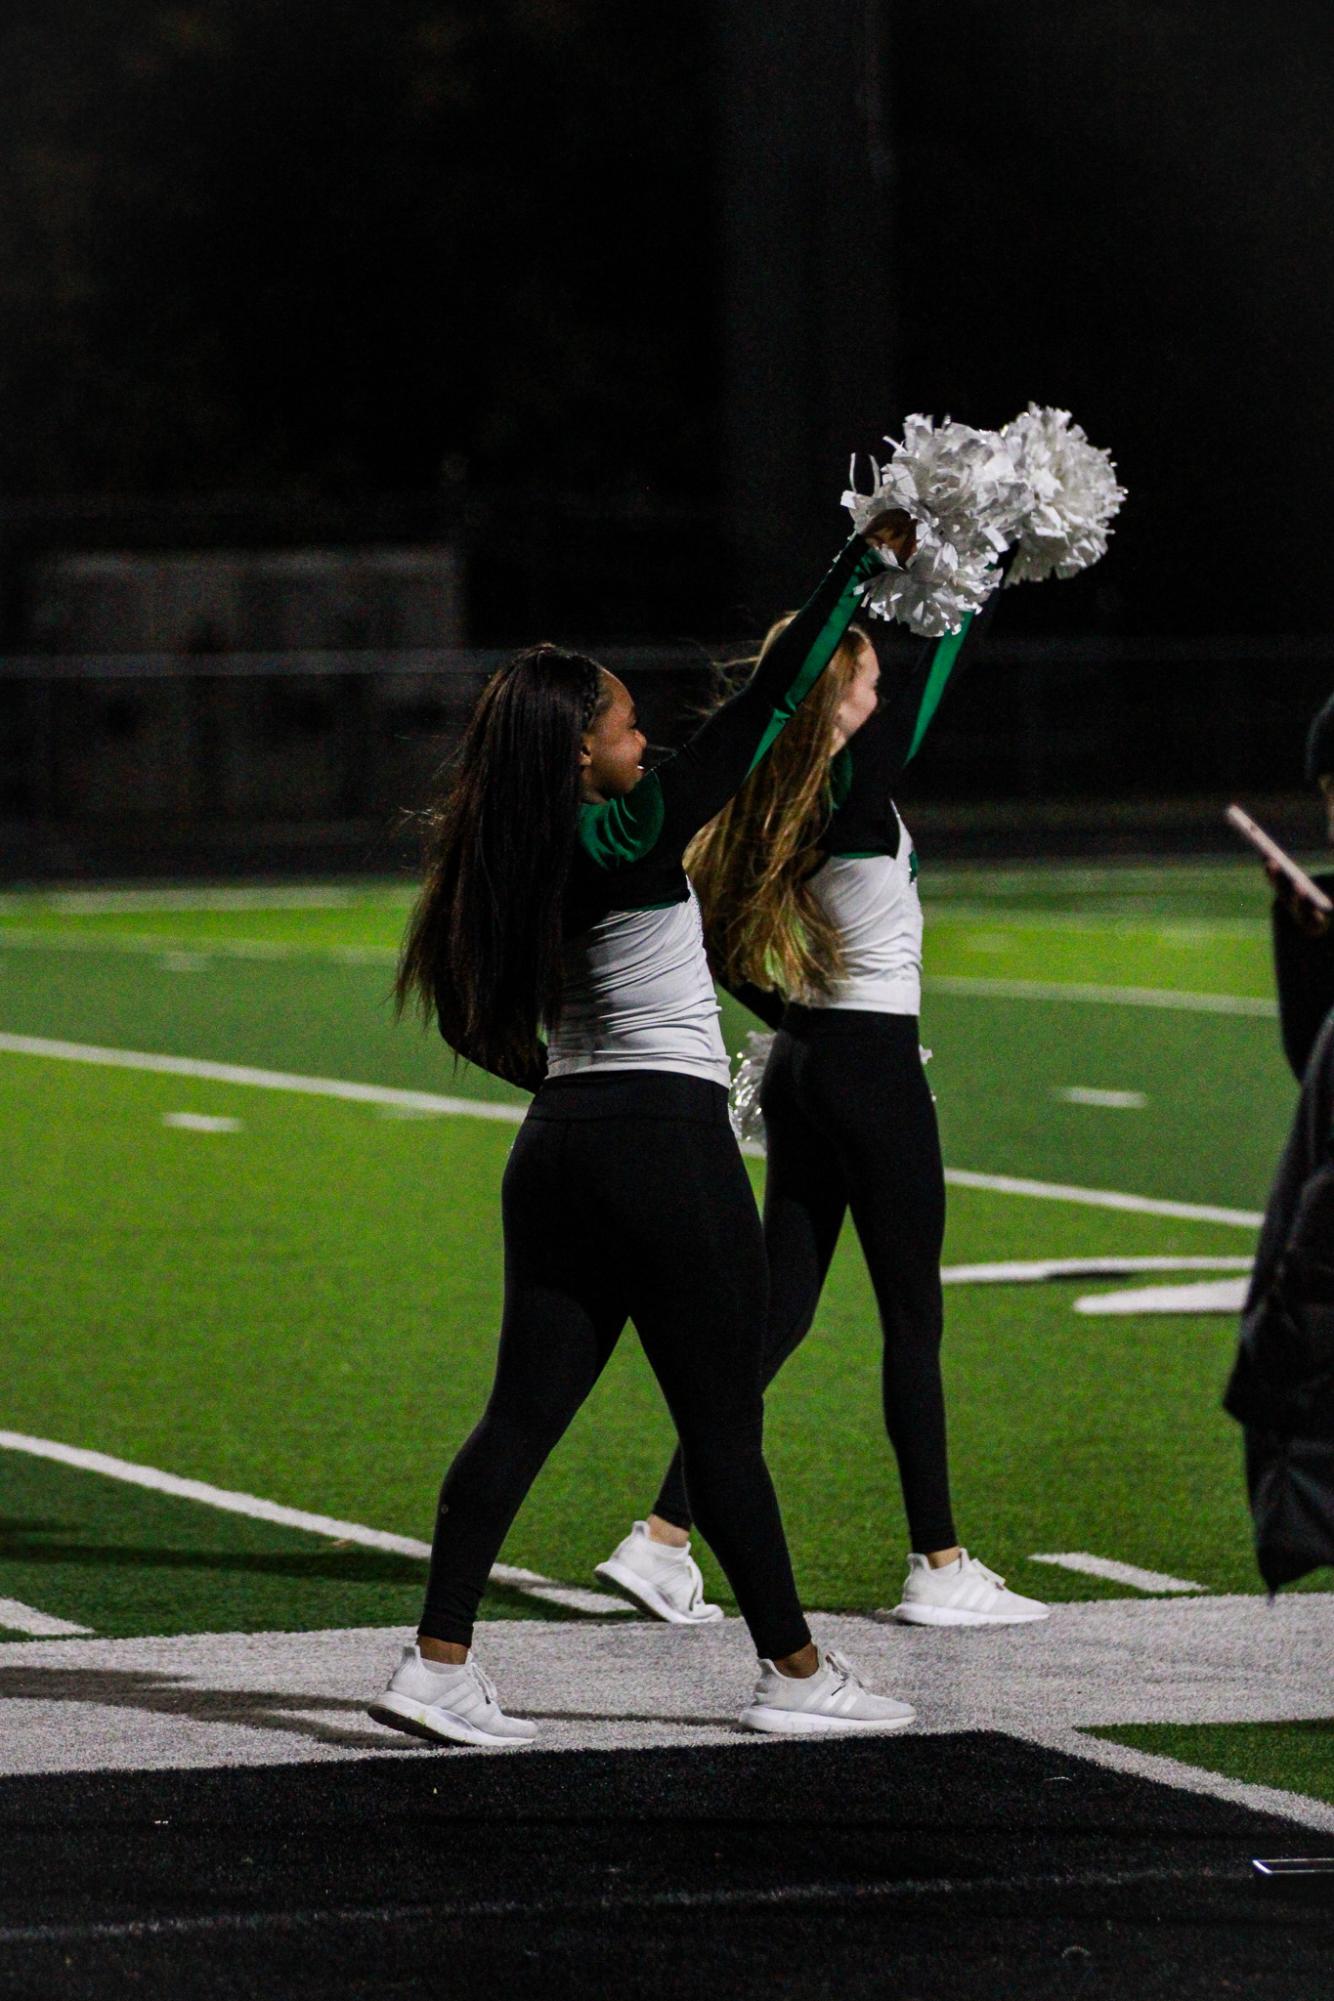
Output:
[884, 1550, 1050, 1627]
[367, 1645, 538, 1748]
[738, 1646, 915, 1736]
[594, 1520, 724, 1625]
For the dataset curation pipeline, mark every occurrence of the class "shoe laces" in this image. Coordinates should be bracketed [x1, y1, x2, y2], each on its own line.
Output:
[821, 1648, 865, 1692]
[466, 1660, 500, 1709]
[968, 1558, 1006, 1591]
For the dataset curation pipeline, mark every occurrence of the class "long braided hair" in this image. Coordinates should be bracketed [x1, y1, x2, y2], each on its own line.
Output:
[396, 644, 610, 1080]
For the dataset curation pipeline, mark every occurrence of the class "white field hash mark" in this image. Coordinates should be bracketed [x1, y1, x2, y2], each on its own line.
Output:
[0, 1034, 1264, 1230]
[1054, 1086, 1148, 1111]
[1029, 1553, 1207, 1594]
[942, 1256, 1252, 1285]
[162, 1113, 242, 1134]
[0, 1431, 629, 1620]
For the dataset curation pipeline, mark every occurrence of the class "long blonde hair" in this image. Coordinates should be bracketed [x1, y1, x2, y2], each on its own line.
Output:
[685, 619, 868, 1003]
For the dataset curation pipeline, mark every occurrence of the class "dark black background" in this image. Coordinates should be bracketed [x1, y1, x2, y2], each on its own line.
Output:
[0, 1, 1329, 643]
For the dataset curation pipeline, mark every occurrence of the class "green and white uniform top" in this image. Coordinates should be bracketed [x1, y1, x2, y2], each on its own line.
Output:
[546, 534, 884, 1086]
[802, 613, 982, 1018]
[718, 605, 997, 1034]
[805, 836, 923, 1016]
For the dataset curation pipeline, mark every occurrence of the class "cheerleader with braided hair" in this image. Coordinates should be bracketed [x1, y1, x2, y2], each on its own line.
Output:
[368, 512, 922, 1748]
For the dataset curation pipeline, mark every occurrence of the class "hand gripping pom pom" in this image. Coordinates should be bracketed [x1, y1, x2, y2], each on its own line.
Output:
[843, 416, 1027, 636]
[729, 1031, 775, 1147]
[1000, 404, 1126, 586]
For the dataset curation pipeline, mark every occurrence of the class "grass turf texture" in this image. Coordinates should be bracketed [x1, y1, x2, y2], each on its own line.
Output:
[1088, 1720, 1334, 1809]
[2, 862, 1327, 1644]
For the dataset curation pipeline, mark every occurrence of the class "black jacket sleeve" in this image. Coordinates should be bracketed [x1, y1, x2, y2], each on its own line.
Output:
[1272, 875, 1334, 1082]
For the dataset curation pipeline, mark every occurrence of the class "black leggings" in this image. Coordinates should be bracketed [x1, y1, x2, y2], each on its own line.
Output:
[654, 1009, 956, 1553]
[420, 1072, 811, 1661]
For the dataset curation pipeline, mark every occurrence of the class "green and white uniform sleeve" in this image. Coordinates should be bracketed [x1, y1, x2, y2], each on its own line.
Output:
[578, 533, 883, 875]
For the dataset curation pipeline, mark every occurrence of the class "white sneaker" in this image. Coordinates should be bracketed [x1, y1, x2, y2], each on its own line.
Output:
[594, 1520, 724, 1625]
[738, 1646, 915, 1736]
[367, 1644, 537, 1748]
[886, 1550, 1050, 1627]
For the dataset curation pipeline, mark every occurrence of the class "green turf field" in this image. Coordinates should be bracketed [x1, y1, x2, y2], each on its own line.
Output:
[1088, 1720, 1334, 1808]
[2, 861, 1329, 1798]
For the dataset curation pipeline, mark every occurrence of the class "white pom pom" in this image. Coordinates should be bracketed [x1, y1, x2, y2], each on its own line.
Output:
[857, 518, 1001, 638]
[728, 1030, 774, 1147]
[1000, 403, 1126, 585]
[843, 416, 1024, 635]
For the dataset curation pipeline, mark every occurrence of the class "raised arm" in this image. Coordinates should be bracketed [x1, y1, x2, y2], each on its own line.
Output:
[577, 518, 914, 872]
[826, 573, 1007, 848]
[652, 534, 883, 852]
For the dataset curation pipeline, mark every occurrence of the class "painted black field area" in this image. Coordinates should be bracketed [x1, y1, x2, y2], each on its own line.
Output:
[2, 1733, 1329, 1999]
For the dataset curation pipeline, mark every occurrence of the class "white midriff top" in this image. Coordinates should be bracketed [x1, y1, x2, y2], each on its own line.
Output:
[804, 814, 923, 1015]
[545, 884, 730, 1087]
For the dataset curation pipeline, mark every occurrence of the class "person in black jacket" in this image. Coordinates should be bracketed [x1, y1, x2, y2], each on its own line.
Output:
[1269, 691, 1334, 1080]
[1225, 692, 1334, 1586]
[1224, 1007, 1334, 1588]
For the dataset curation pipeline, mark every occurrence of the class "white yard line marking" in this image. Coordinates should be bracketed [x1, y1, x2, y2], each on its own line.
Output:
[943, 1257, 1252, 1285]
[161, 1113, 242, 1134]
[928, 906, 1266, 940]
[926, 974, 1275, 1017]
[1029, 1553, 1207, 1594]
[0, 1432, 628, 1620]
[1055, 1086, 1148, 1109]
[0, 1596, 92, 1638]
[0, 926, 1274, 1014]
[1074, 1278, 1250, 1317]
[0, 888, 371, 914]
[0, 928, 396, 966]
[0, 1034, 1264, 1228]
[0, 1034, 526, 1123]
[943, 1168, 1260, 1230]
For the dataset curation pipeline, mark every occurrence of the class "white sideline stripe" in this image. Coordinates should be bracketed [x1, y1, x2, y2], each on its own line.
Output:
[926, 974, 1276, 1017]
[0, 1596, 92, 1638]
[0, 1034, 1264, 1228]
[1030, 1553, 1207, 1594]
[943, 1168, 1261, 1231]
[0, 1432, 628, 1619]
[942, 1257, 1253, 1285]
